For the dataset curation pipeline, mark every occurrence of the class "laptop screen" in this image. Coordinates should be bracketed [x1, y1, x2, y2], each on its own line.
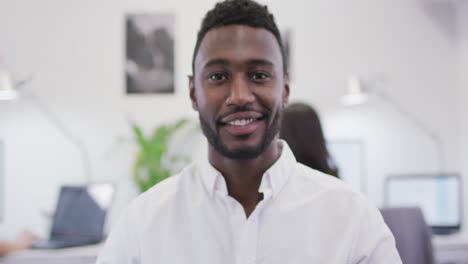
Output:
[384, 174, 462, 233]
[50, 184, 114, 241]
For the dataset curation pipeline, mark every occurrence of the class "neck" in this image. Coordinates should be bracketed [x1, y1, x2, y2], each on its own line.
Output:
[208, 138, 282, 217]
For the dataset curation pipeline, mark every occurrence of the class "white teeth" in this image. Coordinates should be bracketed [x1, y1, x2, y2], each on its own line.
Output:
[228, 118, 255, 126]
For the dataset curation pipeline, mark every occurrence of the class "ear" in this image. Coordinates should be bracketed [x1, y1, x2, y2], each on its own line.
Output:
[188, 75, 198, 111]
[282, 73, 290, 107]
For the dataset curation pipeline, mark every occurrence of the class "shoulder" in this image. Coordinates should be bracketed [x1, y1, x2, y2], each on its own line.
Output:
[291, 162, 362, 198]
[285, 162, 392, 233]
[280, 162, 375, 216]
[279, 141, 367, 207]
[290, 162, 391, 232]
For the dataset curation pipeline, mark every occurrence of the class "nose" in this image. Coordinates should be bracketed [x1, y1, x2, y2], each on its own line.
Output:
[226, 74, 255, 106]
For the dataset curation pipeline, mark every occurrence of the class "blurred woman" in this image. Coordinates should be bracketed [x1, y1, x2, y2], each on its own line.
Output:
[280, 102, 339, 177]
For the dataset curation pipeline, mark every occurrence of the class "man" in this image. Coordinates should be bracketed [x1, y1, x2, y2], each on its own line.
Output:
[97, 0, 402, 263]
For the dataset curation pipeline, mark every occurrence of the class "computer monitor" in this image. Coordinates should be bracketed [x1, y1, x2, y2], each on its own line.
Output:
[384, 173, 462, 235]
[51, 183, 114, 242]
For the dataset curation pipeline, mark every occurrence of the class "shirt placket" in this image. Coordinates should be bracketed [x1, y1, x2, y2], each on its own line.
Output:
[226, 196, 267, 264]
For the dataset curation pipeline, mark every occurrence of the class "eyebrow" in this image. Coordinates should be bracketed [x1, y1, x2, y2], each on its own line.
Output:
[248, 59, 274, 68]
[202, 58, 275, 69]
[203, 58, 229, 69]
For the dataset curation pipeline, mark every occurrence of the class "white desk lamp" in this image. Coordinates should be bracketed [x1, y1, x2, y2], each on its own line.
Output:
[341, 75, 446, 173]
[0, 70, 92, 182]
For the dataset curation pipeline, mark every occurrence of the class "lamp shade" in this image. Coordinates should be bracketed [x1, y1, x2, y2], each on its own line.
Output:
[340, 76, 369, 106]
[0, 71, 18, 100]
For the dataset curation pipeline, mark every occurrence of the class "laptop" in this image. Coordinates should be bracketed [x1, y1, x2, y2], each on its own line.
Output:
[32, 183, 114, 249]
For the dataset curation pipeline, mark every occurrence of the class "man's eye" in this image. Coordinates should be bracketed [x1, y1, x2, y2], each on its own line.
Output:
[250, 72, 270, 81]
[208, 73, 228, 82]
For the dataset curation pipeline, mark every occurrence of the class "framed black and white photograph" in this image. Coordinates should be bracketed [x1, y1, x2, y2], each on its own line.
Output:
[125, 13, 175, 94]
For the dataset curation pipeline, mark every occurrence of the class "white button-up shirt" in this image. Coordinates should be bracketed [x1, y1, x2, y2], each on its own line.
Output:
[97, 142, 401, 264]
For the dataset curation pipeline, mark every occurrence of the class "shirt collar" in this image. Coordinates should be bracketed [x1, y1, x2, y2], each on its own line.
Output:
[198, 140, 296, 199]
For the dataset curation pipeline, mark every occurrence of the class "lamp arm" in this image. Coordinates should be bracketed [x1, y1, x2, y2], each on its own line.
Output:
[374, 89, 445, 172]
[25, 91, 93, 183]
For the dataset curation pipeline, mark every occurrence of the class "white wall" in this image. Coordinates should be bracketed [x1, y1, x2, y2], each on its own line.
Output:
[0, 0, 461, 239]
[272, 0, 460, 206]
[458, 0, 468, 237]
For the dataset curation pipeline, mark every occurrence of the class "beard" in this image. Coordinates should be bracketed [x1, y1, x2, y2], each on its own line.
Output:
[199, 106, 282, 160]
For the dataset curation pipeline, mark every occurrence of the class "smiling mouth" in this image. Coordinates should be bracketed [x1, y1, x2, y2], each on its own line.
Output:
[219, 110, 267, 124]
[218, 112, 267, 136]
[226, 118, 259, 126]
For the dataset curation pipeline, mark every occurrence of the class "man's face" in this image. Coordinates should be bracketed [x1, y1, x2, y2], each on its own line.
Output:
[190, 25, 289, 159]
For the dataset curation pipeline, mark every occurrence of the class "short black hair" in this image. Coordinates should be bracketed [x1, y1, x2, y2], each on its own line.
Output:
[191, 0, 286, 74]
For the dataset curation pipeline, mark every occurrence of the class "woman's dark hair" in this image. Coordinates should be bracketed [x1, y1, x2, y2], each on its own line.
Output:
[280, 102, 339, 177]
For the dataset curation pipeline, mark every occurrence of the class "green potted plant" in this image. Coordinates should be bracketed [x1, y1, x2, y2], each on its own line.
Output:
[131, 118, 189, 193]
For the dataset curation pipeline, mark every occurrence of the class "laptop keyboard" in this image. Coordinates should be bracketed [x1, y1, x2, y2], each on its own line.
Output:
[0, 256, 97, 264]
[31, 238, 95, 249]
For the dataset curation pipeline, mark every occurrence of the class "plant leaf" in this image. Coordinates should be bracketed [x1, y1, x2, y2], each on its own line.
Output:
[132, 117, 190, 193]
[132, 124, 150, 154]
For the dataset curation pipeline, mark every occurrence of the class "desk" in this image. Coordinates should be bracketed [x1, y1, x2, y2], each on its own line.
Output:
[434, 235, 468, 264]
[0, 244, 101, 264]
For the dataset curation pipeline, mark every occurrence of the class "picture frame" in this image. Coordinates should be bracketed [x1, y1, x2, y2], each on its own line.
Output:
[125, 13, 175, 94]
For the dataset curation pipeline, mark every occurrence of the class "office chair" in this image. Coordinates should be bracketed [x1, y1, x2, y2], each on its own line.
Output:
[380, 207, 435, 264]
